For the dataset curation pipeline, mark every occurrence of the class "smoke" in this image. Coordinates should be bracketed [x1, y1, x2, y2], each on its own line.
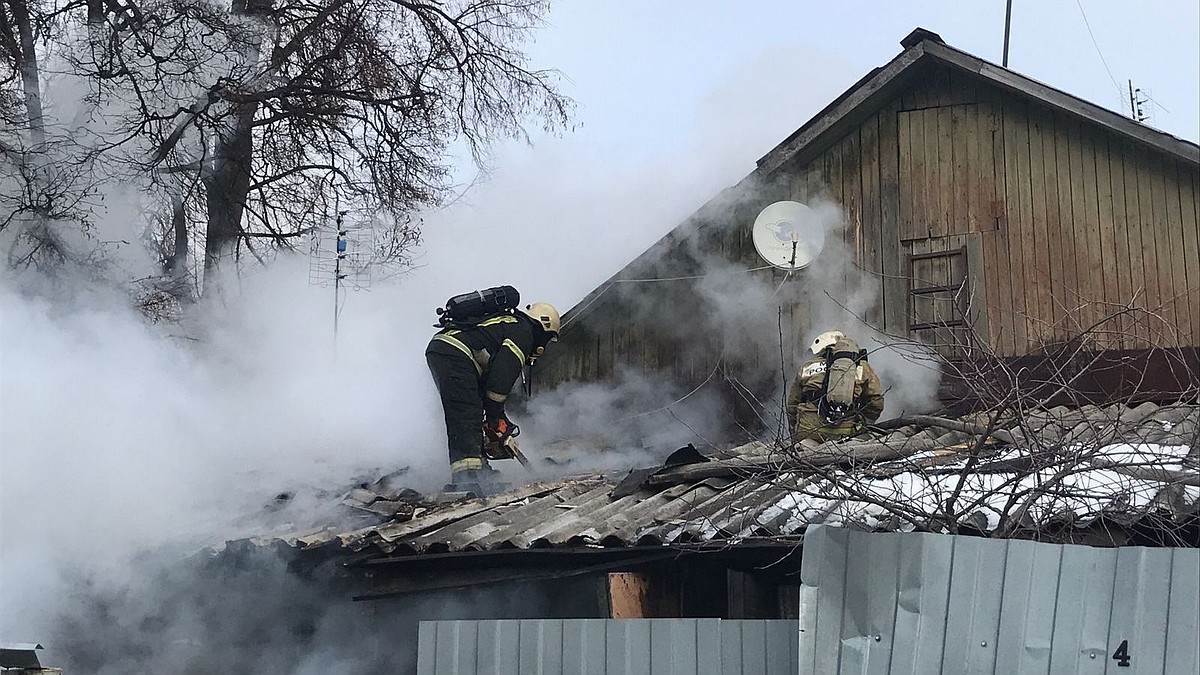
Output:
[508, 191, 941, 484]
[777, 198, 942, 419]
[0, 256, 463, 670]
[48, 546, 596, 673]
[0, 14, 936, 673]
[514, 367, 731, 475]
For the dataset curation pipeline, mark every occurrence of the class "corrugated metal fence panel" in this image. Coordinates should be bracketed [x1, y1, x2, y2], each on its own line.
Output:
[799, 525, 1200, 675]
[1165, 547, 1200, 673]
[417, 619, 797, 675]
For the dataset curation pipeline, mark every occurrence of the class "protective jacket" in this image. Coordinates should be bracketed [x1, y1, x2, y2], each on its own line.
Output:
[786, 338, 885, 442]
[426, 313, 537, 474]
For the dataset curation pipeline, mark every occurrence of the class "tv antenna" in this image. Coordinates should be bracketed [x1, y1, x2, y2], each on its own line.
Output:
[750, 200, 825, 271]
[1128, 80, 1152, 124]
[308, 209, 375, 341]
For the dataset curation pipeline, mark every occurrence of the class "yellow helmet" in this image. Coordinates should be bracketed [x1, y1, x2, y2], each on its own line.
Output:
[809, 330, 845, 355]
[523, 302, 561, 337]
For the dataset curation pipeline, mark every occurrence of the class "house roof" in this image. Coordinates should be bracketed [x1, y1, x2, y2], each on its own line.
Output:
[555, 27, 1200, 336]
[245, 401, 1199, 561]
[757, 27, 1200, 175]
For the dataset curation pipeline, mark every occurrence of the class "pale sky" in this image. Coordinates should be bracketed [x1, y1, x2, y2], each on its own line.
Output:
[414, 1, 1200, 311]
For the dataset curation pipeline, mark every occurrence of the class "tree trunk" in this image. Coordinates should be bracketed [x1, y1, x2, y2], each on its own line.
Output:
[200, 0, 270, 277]
[7, 0, 44, 146]
[201, 101, 257, 274]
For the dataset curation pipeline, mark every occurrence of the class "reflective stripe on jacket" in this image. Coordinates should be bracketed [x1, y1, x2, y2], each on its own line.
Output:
[786, 355, 885, 437]
[426, 314, 535, 403]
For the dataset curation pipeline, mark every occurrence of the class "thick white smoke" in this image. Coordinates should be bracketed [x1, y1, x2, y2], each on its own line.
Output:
[0, 20, 887, 672]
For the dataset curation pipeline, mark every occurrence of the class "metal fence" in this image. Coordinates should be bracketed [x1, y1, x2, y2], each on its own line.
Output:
[416, 529, 1198, 674]
[416, 619, 798, 675]
[799, 525, 1200, 675]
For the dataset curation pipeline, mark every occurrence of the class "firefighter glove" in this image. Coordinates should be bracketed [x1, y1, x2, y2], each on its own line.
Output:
[483, 398, 505, 421]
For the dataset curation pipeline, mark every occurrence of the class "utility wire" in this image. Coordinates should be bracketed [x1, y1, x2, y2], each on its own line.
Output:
[1073, 0, 1124, 104]
[562, 263, 779, 329]
[1139, 90, 1172, 115]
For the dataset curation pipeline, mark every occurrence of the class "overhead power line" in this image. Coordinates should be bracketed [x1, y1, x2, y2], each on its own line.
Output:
[1074, 0, 1124, 103]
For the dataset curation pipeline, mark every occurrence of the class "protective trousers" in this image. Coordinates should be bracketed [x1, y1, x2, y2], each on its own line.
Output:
[425, 350, 484, 472]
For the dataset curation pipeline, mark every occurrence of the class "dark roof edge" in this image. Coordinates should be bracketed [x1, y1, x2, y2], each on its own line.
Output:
[759, 30, 1200, 174]
[926, 40, 1199, 163]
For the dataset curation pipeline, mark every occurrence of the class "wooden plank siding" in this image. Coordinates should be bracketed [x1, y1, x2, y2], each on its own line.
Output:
[1050, 112, 1083, 346]
[878, 98, 906, 336]
[1183, 162, 1200, 344]
[1117, 139, 1150, 347]
[1036, 110, 1066, 344]
[1093, 132, 1119, 346]
[534, 61, 1199, 399]
[1107, 137, 1132, 348]
[1026, 107, 1054, 345]
[860, 111, 884, 330]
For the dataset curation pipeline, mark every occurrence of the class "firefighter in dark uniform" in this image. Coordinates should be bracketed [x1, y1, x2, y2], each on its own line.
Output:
[426, 301, 561, 486]
[787, 330, 886, 442]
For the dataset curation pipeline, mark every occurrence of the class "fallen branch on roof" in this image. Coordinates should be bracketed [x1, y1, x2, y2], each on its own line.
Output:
[645, 438, 940, 485]
[909, 414, 1022, 446]
[1084, 457, 1200, 487]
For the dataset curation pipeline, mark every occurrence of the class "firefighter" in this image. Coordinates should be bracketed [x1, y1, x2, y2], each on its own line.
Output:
[425, 301, 561, 487]
[786, 330, 885, 443]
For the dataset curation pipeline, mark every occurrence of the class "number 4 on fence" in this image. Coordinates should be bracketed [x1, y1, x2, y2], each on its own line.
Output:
[1111, 639, 1131, 667]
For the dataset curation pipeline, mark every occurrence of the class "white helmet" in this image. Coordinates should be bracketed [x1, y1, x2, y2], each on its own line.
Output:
[522, 302, 561, 337]
[809, 330, 845, 355]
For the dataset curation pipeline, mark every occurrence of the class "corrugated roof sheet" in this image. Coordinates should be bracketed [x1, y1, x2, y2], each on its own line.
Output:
[251, 402, 1199, 558]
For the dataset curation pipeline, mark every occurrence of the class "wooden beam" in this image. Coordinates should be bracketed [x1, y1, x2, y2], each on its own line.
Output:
[605, 571, 680, 618]
[607, 572, 653, 618]
[355, 552, 674, 601]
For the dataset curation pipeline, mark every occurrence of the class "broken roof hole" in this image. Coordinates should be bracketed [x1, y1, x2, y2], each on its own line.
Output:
[388, 543, 417, 556]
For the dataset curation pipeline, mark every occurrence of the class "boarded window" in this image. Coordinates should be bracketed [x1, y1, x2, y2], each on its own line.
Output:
[898, 103, 1002, 242]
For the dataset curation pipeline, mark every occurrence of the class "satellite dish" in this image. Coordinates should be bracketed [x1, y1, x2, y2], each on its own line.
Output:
[750, 200, 824, 270]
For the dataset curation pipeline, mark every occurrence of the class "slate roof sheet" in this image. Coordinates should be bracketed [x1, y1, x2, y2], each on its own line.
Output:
[254, 402, 1200, 558]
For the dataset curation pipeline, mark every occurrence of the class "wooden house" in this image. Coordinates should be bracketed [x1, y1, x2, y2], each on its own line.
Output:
[533, 28, 1199, 410]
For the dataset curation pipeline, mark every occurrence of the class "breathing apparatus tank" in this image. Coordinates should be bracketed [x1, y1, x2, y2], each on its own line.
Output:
[435, 286, 521, 328]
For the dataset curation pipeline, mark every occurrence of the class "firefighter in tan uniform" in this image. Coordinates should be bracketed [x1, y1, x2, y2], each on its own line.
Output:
[787, 330, 886, 442]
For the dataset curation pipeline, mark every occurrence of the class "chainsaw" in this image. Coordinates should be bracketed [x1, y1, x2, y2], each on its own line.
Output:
[482, 422, 532, 470]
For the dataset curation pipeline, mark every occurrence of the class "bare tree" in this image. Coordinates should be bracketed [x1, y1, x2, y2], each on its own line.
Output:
[65, 0, 571, 285]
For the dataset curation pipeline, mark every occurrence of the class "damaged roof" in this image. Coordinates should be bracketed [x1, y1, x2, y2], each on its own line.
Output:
[249, 402, 1200, 559]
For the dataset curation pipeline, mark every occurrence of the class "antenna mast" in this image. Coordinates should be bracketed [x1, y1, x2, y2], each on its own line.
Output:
[1128, 80, 1149, 123]
[309, 206, 375, 349]
[1002, 0, 1013, 67]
